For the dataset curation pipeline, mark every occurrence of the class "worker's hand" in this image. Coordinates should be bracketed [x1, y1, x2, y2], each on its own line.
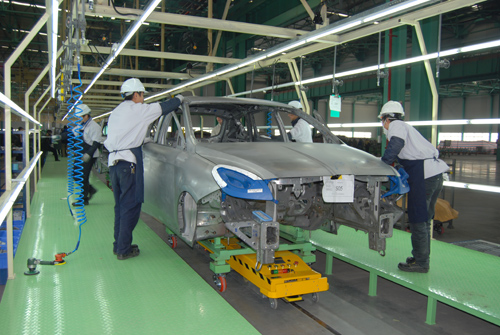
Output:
[175, 94, 184, 103]
[82, 153, 92, 163]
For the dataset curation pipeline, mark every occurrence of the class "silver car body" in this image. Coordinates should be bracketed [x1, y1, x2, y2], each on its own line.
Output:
[142, 96, 402, 264]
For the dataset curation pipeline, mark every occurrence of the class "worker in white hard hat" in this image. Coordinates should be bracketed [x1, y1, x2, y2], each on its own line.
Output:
[287, 101, 312, 143]
[379, 100, 449, 273]
[104, 78, 183, 260]
[72, 104, 104, 206]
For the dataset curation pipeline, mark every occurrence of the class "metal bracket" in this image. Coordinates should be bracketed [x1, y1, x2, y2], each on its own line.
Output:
[225, 220, 279, 265]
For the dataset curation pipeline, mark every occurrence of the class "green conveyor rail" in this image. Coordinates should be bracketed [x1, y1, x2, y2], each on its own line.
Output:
[309, 228, 500, 326]
[0, 159, 259, 334]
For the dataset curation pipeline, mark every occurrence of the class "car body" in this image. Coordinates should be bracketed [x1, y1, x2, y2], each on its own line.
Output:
[142, 96, 403, 265]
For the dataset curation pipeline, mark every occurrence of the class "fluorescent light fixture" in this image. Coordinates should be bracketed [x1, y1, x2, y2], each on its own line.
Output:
[470, 118, 500, 125]
[327, 119, 500, 128]
[237, 55, 267, 69]
[50, 0, 58, 98]
[340, 122, 380, 128]
[385, 53, 436, 68]
[229, 38, 500, 98]
[306, 20, 362, 42]
[444, 181, 500, 194]
[266, 40, 306, 58]
[61, 96, 82, 121]
[215, 66, 239, 76]
[94, 111, 113, 120]
[83, 0, 161, 95]
[0, 92, 41, 125]
[362, 0, 431, 23]
[439, 48, 460, 57]
[460, 40, 500, 53]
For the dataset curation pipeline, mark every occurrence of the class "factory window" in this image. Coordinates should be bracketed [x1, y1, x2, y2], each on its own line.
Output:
[438, 132, 498, 142]
[157, 112, 185, 148]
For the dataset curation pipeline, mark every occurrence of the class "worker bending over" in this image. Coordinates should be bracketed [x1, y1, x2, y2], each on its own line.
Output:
[379, 101, 449, 273]
[104, 78, 183, 260]
[74, 104, 104, 206]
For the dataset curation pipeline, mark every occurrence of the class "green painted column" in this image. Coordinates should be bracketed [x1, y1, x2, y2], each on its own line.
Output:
[382, 24, 407, 155]
[232, 39, 249, 93]
[461, 96, 466, 141]
[410, 17, 439, 140]
[386, 26, 407, 103]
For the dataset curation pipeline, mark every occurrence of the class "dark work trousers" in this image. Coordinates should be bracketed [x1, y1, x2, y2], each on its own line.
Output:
[82, 157, 97, 202]
[407, 173, 444, 269]
[110, 161, 142, 255]
[41, 147, 59, 167]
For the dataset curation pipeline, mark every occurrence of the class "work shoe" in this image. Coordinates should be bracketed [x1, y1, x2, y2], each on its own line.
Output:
[117, 246, 140, 260]
[398, 260, 429, 273]
[88, 187, 98, 200]
[114, 244, 139, 255]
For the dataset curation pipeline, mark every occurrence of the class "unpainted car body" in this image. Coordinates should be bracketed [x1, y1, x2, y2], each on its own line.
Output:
[142, 96, 402, 265]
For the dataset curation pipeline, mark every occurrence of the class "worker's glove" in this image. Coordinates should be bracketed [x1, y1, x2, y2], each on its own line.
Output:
[82, 153, 92, 163]
[175, 94, 184, 103]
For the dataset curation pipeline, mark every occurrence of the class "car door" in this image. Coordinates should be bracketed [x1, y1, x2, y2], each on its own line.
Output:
[143, 111, 186, 235]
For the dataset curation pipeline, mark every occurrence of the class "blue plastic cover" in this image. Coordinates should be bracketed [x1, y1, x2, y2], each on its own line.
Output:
[217, 167, 274, 201]
[382, 167, 410, 198]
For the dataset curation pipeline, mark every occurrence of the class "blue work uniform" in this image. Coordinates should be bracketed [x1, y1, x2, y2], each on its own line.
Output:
[382, 120, 449, 269]
[104, 98, 181, 256]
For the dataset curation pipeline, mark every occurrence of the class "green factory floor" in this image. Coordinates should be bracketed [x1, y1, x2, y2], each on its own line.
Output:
[0, 159, 259, 334]
[309, 227, 500, 327]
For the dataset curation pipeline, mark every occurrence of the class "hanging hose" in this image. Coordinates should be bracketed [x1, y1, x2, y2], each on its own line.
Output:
[64, 63, 87, 255]
[266, 111, 272, 137]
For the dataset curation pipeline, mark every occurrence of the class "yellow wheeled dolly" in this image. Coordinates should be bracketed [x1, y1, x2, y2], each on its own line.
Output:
[200, 237, 329, 309]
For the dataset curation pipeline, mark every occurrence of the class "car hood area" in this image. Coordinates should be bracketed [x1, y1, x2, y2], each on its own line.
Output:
[196, 142, 397, 180]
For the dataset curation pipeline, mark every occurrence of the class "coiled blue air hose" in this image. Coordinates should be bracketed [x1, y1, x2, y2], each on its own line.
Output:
[64, 63, 87, 255]
[266, 111, 272, 137]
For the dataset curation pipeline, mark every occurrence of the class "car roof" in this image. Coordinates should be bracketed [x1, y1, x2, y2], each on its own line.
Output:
[183, 96, 293, 110]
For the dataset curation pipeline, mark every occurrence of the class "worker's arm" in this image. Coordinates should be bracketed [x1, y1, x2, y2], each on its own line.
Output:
[83, 141, 101, 163]
[159, 95, 183, 116]
[381, 136, 405, 165]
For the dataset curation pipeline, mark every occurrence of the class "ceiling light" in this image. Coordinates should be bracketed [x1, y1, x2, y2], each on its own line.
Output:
[266, 40, 306, 58]
[49, 0, 58, 99]
[362, 0, 432, 23]
[460, 40, 500, 53]
[83, 0, 161, 95]
[444, 181, 500, 194]
[306, 20, 362, 43]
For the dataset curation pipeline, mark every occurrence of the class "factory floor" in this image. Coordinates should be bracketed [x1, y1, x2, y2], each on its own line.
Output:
[1, 154, 499, 334]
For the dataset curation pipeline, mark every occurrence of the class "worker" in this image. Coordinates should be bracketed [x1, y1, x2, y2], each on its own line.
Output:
[287, 101, 313, 143]
[104, 78, 183, 260]
[211, 116, 224, 136]
[379, 101, 449, 273]
[41, 129, 60, 166]
[60, 125, 69, 157]
[73, 104, 104, 206]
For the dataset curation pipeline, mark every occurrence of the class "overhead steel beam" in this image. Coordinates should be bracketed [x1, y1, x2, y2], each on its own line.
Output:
[86, 4, 338, 43]
[79, 45, 239, 65]
[75, 66, 195, 80]
[212, 0, 487, 81]
[71, 79, 174, 89]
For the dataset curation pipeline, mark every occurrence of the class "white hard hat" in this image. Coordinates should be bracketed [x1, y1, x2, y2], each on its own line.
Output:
[120, 78, 147, 97]
[378, 101, 405, 119]
[76, 104, 91, 117]
[288, 100, 303, 109]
